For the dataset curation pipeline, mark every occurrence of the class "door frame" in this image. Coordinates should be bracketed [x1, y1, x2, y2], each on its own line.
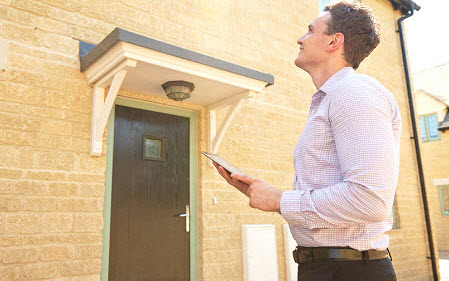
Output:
[100, 97, 198, 281]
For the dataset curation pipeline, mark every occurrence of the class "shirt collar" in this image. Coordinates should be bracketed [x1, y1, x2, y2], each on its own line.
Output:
[319, 66, 354, 95]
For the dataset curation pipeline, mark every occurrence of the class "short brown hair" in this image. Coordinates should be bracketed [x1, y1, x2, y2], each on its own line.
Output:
[324, 1, 380, 69]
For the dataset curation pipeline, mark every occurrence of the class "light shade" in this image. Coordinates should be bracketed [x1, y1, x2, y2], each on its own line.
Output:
[162, 80, 195, 101]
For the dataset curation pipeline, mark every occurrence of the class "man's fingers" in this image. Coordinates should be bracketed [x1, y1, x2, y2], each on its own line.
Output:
[231, 173, 255, 185]
[212, 164, 250, 197]
[213, 162, 230, 176]
[215, 165, 232, 181]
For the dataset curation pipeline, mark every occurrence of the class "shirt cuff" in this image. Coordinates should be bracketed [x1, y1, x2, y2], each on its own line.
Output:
[280, 189, 306, 226]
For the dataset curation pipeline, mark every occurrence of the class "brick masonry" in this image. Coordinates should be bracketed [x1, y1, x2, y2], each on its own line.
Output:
[0, 0, 438, 280]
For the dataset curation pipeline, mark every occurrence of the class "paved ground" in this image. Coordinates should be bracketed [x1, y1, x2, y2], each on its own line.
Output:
[439, 251, 449, 281]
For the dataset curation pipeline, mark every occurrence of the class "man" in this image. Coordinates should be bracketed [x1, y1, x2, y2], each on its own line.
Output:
[213, 1, 401, 281]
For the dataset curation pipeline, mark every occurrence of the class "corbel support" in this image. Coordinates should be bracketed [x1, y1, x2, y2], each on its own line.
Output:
[208, 90, 255, 154]
[90, 59, 136, 156]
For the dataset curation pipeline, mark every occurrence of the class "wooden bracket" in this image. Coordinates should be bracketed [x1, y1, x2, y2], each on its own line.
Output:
[208, 90, 255, 154]
[90, 59, 137, 156]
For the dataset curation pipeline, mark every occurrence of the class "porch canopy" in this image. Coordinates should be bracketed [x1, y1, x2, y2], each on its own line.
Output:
[80, 28, 274, 156]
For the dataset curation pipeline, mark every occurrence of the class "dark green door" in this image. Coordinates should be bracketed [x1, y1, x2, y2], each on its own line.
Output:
[109, 105, 190, 281]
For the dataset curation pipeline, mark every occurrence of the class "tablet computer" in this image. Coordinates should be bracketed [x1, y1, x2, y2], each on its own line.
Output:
[201, 151, 247, 176]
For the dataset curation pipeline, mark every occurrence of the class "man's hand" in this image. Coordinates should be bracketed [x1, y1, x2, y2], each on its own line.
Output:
[212, 162, 283, 212]
[212, 162, 249, 195]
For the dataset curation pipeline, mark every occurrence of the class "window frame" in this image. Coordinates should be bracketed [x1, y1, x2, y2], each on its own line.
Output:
[418, 112, 441, 142]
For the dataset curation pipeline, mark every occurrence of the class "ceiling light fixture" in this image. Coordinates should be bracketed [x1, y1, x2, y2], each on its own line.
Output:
[162, 80, 195, 101]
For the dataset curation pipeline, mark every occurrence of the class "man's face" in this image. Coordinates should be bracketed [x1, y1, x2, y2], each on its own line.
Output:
[294, 12, 334, 71]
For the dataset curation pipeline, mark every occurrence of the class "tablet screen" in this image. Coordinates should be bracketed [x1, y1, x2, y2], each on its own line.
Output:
[201, 151, 247, 176]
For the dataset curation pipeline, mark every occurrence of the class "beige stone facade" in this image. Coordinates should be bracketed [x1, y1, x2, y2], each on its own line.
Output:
[414, 64, 449, 252]
[0, 0, 438, 280]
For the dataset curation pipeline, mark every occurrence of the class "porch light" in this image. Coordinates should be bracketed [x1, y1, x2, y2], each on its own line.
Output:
[162, 80, 195, 101]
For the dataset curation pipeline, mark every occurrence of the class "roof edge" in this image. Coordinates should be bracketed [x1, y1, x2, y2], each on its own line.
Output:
[79, 27, 274, 86]
[438, 110, 449, 132]
[417, 89, 449, 107]
[387, 0, 421, 14]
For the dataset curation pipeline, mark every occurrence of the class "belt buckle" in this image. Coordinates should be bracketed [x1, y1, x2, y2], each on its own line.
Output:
[293, 247, 313, 264]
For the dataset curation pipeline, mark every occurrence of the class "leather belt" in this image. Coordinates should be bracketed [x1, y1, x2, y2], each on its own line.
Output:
[293, 246, 390, 264]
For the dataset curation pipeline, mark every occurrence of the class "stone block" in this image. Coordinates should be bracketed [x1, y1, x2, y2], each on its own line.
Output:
[2, 247, 40, 263]
[72, 244, 102, 259]
[0, 196, 20, 211]
[33, 150, 76, 171]
[76, 153, 106, 173]
[35, 16, 70, 35]
[24, 170, 67, 181]
[40, 119, 73, 136]
[6, 213, 39, 234]
[77, 183, 104, 197]
[66, 172, 104, 183]
[0, 112, 40, 132]
[21, 197, 57, 212]
[11, 180, 47, 196]
[0, 82, 46, 106]
[0, 265, 21, 281]
[0, 129, 28, 147]
[57, 198, 103, 212]
[47, 182, 78, 197]
[59, 233, 102, 244]
[22, 262, 58, 279]
[74, 213, 103, 233]
[40, 245, 72, 261]
[40, 213, 73, 233]
[0, 20, 42, 46]
[0, 179, 15, 195]
[59, 259, 101, 276]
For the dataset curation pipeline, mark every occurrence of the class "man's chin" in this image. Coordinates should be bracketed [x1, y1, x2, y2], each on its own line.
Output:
[294, 58, 306, 70]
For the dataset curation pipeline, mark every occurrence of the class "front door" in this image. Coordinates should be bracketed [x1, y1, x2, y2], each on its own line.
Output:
[109, 105, 190, 281]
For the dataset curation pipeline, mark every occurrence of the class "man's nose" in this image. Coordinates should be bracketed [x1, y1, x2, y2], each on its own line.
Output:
[297, 36, 304, 45]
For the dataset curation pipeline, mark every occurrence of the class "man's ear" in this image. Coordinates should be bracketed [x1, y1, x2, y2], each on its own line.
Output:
[327, 33, 344, 52]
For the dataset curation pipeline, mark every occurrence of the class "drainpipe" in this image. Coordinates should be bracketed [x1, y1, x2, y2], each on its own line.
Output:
[397, 4, 439, 281]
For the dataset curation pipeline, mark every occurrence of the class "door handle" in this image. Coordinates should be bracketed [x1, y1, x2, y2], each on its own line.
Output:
[178, 205, 190, 232]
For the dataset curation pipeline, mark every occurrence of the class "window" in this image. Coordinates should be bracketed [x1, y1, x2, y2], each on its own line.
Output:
[438, 186, 449, 216]
[318, 0, 330, 12]
[143, 135, 165, 161]
[418, 113, 440, 142]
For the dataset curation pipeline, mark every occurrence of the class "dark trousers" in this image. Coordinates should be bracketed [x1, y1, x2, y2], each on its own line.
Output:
[298, 258, 397, 281]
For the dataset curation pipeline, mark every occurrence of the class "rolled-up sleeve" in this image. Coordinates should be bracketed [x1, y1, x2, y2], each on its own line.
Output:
[280, 81, 400, 229]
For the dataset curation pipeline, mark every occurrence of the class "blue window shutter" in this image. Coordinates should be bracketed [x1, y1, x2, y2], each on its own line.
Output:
[426, 114, 440, 140]
[418, 116, 427, 141]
